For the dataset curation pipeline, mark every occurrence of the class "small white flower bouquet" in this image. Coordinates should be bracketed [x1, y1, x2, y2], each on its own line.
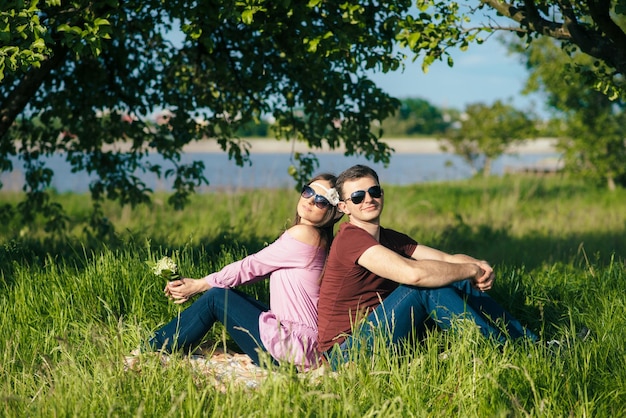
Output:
[147, 256, 179, 281]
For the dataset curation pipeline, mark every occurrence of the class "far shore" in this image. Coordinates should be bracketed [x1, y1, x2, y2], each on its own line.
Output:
[180, 137, 558, 155]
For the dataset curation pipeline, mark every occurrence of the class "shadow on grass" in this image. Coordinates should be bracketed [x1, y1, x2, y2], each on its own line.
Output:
[430, 218, 624, 338]
[433, 216, 624, 270]
[1, 221, 622, 343]
[0, 229, 274, 302]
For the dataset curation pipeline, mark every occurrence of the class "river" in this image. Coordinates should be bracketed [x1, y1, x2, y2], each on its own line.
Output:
[0, 150, 561, 193]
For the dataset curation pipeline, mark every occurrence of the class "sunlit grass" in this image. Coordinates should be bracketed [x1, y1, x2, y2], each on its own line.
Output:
[1, 176, 625, 416]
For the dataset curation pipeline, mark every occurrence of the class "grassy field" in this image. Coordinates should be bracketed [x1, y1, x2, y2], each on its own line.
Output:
[0, 175, 624, 417]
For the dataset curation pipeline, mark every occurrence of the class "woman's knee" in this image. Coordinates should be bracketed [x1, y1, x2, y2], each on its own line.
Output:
[201, 287, 228, 302]
[200, 287, 232, 311]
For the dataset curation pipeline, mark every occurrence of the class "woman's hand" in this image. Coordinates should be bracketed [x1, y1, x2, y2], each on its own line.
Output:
[164, 278, 210, 304]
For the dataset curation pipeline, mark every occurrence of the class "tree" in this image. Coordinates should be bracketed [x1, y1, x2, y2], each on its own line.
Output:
[397, 1, 626, 101]
[442, 100, 536, 177]
[379, 97, 451, 136]
[511, 37, 626, 190]
[1, 1, 409, 232]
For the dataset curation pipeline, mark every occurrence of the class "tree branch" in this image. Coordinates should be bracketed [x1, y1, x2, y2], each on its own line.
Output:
[558, 0, 626, 74]
[481, 0, 626, 79]
[587, 0, 626, 44]
[586, 0, 626, 67]
[480, 0, 571, 39]
[0, 43, 69, 142]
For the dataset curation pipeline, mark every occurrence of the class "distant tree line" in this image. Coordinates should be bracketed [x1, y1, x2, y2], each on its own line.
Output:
[237, 97, 530, 138]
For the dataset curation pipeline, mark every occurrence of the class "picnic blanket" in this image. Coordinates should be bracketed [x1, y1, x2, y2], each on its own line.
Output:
[124, 344, 333, 392]
[124, 346, 268, 392]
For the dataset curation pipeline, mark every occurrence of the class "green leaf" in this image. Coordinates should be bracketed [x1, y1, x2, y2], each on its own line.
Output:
[93, 18, 110, 27]
[241, 9, 254, 24]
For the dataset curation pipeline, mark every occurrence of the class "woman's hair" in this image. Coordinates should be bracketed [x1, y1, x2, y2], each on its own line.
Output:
[292, 172, 342, 253]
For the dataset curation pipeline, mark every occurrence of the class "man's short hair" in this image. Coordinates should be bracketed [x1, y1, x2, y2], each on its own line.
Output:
[336, 165, 380, 200]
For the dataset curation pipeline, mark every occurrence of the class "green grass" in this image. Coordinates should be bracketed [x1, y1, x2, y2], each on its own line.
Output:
[1, 176, 625, 416]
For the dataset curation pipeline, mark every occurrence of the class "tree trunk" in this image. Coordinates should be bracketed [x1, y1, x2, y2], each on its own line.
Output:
[482, 156, 492, 178]
[0, 44, 68, 141]
[607, 176, 616, 191]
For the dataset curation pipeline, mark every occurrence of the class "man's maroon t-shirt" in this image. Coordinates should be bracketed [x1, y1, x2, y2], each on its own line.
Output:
[317, 222, 418, 352]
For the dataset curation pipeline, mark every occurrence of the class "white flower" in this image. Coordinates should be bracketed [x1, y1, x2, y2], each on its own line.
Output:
[152, 256, 178, 279]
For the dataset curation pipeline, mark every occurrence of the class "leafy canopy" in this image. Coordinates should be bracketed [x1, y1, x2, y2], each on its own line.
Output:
[2, 0, 626, 234]
[1, 0, 410, 232]
[397, 1, 626, 100]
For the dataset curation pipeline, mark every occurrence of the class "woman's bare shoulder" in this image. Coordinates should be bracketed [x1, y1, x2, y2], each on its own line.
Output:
[286, 224, 321, 247]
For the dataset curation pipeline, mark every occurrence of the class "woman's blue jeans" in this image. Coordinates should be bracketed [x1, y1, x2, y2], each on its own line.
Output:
[328, 280, 538, 367]
[149, 288, 272, 366]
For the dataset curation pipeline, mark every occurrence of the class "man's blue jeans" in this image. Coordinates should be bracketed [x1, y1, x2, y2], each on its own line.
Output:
[329, 280, 537, 366]
[149, 288, 272, 366]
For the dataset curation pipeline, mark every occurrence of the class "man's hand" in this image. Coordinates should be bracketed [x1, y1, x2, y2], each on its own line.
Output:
[471, 261, 494, 292]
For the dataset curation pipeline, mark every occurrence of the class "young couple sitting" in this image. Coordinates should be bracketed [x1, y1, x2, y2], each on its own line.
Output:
[146, 165, 537, 372]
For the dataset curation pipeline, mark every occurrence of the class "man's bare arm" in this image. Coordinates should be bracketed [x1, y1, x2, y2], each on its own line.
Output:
[411, 244, 495, 290]
[358, 245, 483, 288]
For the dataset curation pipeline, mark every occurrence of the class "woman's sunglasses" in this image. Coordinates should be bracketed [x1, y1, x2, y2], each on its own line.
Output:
[345, 185, 383, 204]
[301, 185, 331, 209]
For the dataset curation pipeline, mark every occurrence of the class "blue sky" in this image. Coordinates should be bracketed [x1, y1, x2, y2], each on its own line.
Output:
[368, 39, 547, 116]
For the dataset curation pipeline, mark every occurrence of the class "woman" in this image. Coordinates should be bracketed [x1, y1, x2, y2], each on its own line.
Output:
[148, 173, 341, 371]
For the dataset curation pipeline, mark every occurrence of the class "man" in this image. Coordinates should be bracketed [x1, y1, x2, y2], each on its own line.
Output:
[317, 164, 537, 363]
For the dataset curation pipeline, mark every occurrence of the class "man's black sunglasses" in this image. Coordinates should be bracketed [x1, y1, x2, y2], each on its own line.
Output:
[301, 185, 331, 209]
[345, 185, 383, 204]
